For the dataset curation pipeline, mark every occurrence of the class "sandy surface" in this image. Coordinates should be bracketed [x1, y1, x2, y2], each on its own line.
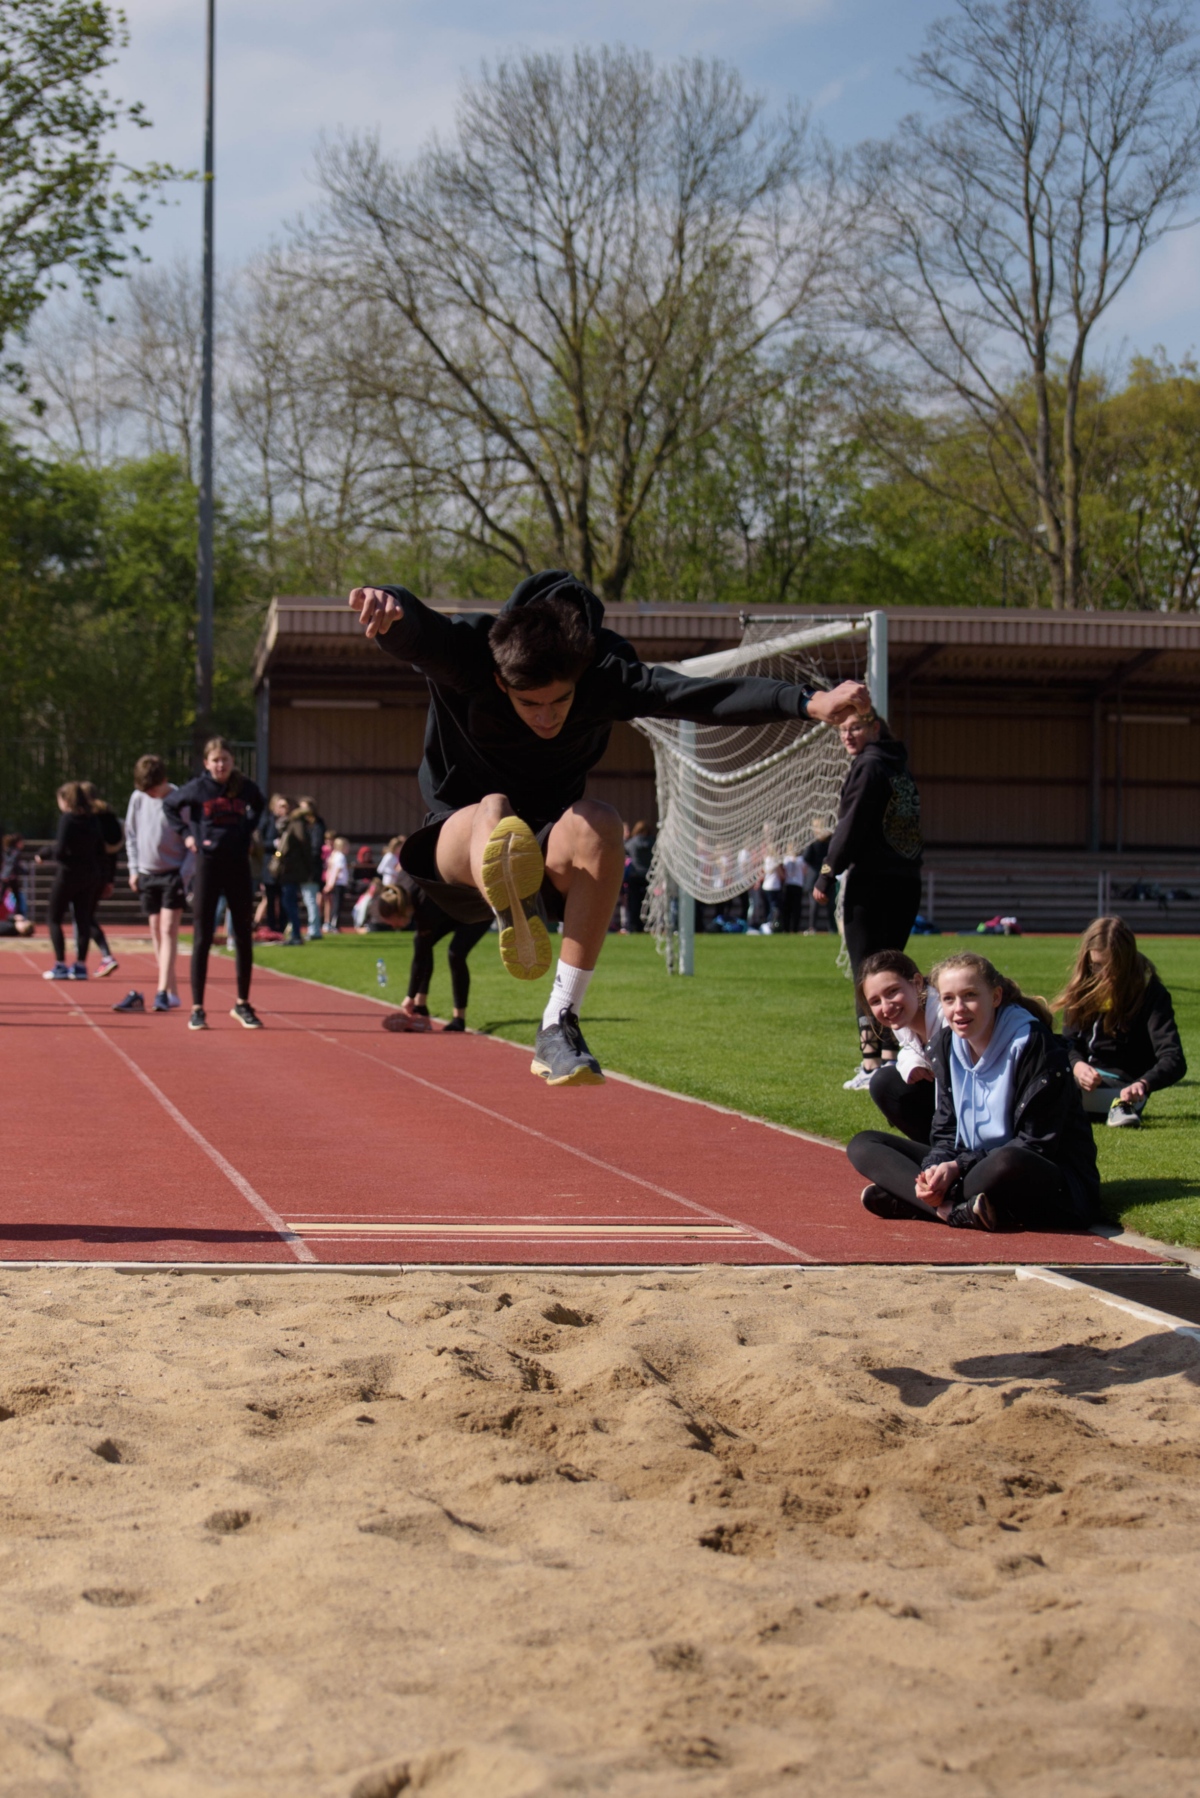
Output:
[2, 1265, 1199, 1798]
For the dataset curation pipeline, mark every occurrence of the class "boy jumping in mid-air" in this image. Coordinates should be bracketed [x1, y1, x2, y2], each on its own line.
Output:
[350, 572, 868, 1086]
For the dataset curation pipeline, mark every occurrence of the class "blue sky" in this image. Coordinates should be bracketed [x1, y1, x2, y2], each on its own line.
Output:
[109, 0, 1200, 363]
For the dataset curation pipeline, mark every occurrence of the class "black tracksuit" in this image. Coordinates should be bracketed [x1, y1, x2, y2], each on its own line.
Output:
[164, 774, 265, 1006]
[1063, 974, 1186, 1094]
[850, 1015, 1101, 1231]
[45, 812, 104, 965]
[824, 735, 923, 1056]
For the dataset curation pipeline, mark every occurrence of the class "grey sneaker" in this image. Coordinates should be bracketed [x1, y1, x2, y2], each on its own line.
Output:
[1107, 1100, 1142, 1128]
[843, 1064, 875, 1091]
[531, 1008, 605, 1086]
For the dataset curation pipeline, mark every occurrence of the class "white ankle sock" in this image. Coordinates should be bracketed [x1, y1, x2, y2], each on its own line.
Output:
[542, 960, 593, 1030]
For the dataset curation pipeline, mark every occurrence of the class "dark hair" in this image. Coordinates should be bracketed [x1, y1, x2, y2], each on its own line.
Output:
[930, 950, 1054, 1031]
[1055, 916, 1154, 1035]
[134, 754, 167, 792]
[859, 949, 923, 987]
[490, 594, 596, 690]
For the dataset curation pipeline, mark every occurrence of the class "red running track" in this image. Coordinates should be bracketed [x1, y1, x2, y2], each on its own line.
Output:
[1, 944, 1159, 1268]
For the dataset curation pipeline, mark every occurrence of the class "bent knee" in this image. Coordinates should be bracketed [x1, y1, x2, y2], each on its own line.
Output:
[569, 799, 625, 848]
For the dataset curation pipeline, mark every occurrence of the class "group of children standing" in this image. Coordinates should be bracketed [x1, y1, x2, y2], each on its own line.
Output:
[846, 917, 1186, 1233]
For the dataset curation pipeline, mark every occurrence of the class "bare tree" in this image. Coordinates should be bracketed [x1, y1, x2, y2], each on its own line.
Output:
[847, 0, 1200, 608]
[304, 46, 846, 600]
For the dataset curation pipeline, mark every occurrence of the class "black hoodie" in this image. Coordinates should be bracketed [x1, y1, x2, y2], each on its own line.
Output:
[924, 1015, 1101, 1223]
[374, 572, 816, 825]
[164, 773, 265, 860]
[1063, 973, 1186, 1094]
[826, 736, 922, 881]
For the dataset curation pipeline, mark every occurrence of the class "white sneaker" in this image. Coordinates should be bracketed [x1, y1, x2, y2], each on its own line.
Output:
[843, 1064, 875, 1091]
[1107, 1100, 1142, 1128]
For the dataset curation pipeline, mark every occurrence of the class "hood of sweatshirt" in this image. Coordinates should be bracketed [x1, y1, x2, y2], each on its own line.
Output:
[496, 570, 607, 641]
[949, 1002, 1035, 1153]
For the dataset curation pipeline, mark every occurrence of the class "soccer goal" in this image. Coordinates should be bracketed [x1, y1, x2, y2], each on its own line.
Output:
[633, 610, 887, 972]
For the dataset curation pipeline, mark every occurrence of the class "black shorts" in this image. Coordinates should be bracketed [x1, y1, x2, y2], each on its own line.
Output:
[398, 813, 568, 928]
[139, 871, 185, 916]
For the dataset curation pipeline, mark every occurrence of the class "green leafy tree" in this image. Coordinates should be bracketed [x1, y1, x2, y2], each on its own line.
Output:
[0, 0, 178, 363]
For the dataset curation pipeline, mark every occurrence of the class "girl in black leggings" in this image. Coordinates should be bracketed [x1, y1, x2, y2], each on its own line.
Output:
[38, 783, 104, 980]
[811, 712, 922, 1091]
[369, 881, 490, 1033]
[848, 951, 1100, 1233]
[164, 738, 266, 1031]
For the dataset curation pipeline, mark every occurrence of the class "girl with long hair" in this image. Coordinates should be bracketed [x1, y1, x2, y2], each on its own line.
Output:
[858, 949, 941, 1144]
[37, 783, 104, 980]
[847, 950, 1099, 1233]
[164, 738, 266, 1031]
[1055, 917, 1185, 1128]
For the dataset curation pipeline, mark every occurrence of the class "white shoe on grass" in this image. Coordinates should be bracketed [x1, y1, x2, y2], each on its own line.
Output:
[842, 1064, 875, 1092]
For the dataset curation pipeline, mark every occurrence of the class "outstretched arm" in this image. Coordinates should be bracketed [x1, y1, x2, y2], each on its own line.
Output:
[615, 659, 872, 728]
[349, 585, 491, 692]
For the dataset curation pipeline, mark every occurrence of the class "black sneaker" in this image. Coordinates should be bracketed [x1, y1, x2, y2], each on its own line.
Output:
[945, 1193, 1001, 1232]
[530, 1008, 604, 1086]
[860, 1183, 929, 1221]
[188, 1006, 208, 1031]
[231, 1000, 263, 1030]
[112, 989, 145, 1014]
[443, 1016, 466, 1033]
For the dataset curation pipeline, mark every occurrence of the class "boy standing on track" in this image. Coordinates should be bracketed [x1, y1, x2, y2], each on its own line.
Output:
[116, 755, 192, 1014]
[350, 572, 868, 1086]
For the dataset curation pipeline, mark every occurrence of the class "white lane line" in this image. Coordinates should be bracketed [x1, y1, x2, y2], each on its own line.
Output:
[1016, 1266, 1200, 1345]
[258, 1002, 817, 1263]
[26, 960, 314, 1263]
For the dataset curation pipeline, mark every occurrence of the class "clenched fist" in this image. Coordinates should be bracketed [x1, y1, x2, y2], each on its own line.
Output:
[349, 586, 403, 640]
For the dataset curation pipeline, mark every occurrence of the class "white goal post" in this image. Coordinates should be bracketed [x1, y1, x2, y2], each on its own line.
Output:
[632, 610, 888, 972]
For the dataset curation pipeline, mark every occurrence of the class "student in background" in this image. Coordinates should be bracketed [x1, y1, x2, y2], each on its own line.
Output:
[377, 835, 404, 887]
[1, 834, 28, 918]
[165, 737, 266, 1031]
[115, 754, 192, 1014]
[1057, 917, 1186, 1128]
[297, 796, 326, 939]
[322, 835, 350, 934]
[79, 782, 123, 977]
[37, 783, 103, 981]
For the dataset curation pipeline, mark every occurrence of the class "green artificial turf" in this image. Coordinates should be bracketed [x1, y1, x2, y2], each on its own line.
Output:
[248, 928, 1200, 1251]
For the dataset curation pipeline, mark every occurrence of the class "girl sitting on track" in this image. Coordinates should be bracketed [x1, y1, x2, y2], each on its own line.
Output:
[164, 737, 266, 1032]
[1056, 917, 1186, 1129]
[848, 950, 1099, 1233]
[859, 950, 941, 1144]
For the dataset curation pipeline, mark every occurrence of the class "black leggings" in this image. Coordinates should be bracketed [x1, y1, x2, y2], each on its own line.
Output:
[191, 854, 254, 1005]
[408, 916, 491, 1011]
[49, 868, 95, 965]
[842, 871, 922, 1058]
[847, 1130, 1083, 1231]
[84, 877, 112, 959]
[868, 1064, 936, 1144]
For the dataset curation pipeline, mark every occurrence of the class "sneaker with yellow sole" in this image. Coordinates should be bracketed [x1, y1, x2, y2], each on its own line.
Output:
[479, 814, 552, 981]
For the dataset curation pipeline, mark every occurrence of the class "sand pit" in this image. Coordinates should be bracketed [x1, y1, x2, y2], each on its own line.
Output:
[1, 1264, 1199, 1797]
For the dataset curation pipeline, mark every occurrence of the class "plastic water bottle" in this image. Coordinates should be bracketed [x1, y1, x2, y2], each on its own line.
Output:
[376, 959, 388, 989]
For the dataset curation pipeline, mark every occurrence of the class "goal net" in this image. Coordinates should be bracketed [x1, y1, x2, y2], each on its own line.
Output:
[633, 612, 884, 960]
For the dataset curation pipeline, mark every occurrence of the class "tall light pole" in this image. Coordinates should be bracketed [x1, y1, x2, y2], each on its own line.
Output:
[194, 0, 215, 762]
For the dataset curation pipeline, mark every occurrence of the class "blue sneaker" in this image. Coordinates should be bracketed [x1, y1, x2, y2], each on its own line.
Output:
[113, 989, 145, 1013]
[153, 991, 171, 1013]
[42, 963, 70, 981]
[68, 963, 88, 981]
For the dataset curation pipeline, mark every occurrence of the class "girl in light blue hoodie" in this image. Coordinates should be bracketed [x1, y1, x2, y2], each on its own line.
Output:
[848, 952, 1100, 1232]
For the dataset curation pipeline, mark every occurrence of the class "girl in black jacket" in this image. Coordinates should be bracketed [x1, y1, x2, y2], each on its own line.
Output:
[848, 951, 1100, 1233]
[37, 783, 104, 980]
[1056, 917, 1186, 1129]
[811, 713, 923, 1091]
[164, 738, 266, 1031]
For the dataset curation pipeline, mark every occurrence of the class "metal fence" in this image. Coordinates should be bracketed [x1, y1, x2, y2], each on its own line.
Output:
[1, 739, 259, 837]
